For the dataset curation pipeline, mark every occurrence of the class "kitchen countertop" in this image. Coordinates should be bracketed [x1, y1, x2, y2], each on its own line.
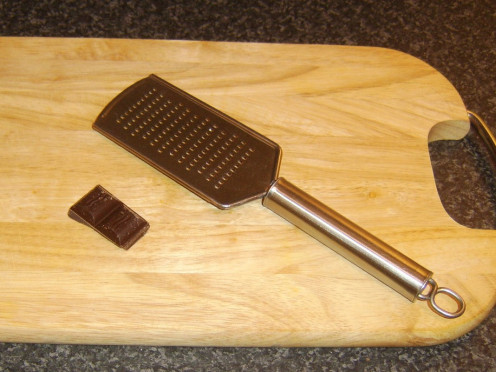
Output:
[0, 1, 495, 370]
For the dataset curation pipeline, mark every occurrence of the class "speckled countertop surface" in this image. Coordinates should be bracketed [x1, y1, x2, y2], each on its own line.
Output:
[1, 1, 495, 371]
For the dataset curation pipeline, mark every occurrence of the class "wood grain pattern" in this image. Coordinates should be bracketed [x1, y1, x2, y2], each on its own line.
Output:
[0, 37, 494, 346]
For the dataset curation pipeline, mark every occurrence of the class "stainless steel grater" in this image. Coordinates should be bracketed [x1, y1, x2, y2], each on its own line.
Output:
[93, 74, 465, 318]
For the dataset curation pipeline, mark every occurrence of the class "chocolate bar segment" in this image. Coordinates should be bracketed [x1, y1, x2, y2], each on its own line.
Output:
[69, 185, 149, 249]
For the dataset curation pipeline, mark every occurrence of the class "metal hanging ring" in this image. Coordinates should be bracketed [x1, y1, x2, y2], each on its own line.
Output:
[417, 278, 466, 319]
[417, 277, 438, 301]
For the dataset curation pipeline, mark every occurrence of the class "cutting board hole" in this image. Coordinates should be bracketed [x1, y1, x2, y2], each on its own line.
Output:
[429, 124, 496, 229]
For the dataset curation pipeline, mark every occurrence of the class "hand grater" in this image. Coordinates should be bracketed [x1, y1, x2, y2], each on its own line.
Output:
[93, 74, 465, 318]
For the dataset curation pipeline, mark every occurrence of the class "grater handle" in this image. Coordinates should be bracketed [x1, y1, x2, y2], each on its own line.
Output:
[262, 177, 465, 318]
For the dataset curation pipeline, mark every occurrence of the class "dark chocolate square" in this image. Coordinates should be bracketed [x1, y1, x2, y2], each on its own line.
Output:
[69, 185, 149, 250]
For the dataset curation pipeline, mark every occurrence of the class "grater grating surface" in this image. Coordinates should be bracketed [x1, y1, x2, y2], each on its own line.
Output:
[93, 74, 282, 209]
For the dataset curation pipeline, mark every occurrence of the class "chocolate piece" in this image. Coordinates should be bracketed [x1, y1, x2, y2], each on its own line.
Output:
[68, 185, 149, 249]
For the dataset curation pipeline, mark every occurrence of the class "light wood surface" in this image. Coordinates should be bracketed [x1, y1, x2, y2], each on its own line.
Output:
[0, 37, 494, 346]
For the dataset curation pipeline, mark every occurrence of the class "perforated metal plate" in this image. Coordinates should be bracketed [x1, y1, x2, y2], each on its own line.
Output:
[93, 74, 282, 209]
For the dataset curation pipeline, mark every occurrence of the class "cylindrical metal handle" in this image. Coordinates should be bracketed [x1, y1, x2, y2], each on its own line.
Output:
[263, 177, 465, 317]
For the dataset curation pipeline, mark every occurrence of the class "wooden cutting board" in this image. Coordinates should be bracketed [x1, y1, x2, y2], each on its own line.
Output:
[0, 37, 495, 346]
